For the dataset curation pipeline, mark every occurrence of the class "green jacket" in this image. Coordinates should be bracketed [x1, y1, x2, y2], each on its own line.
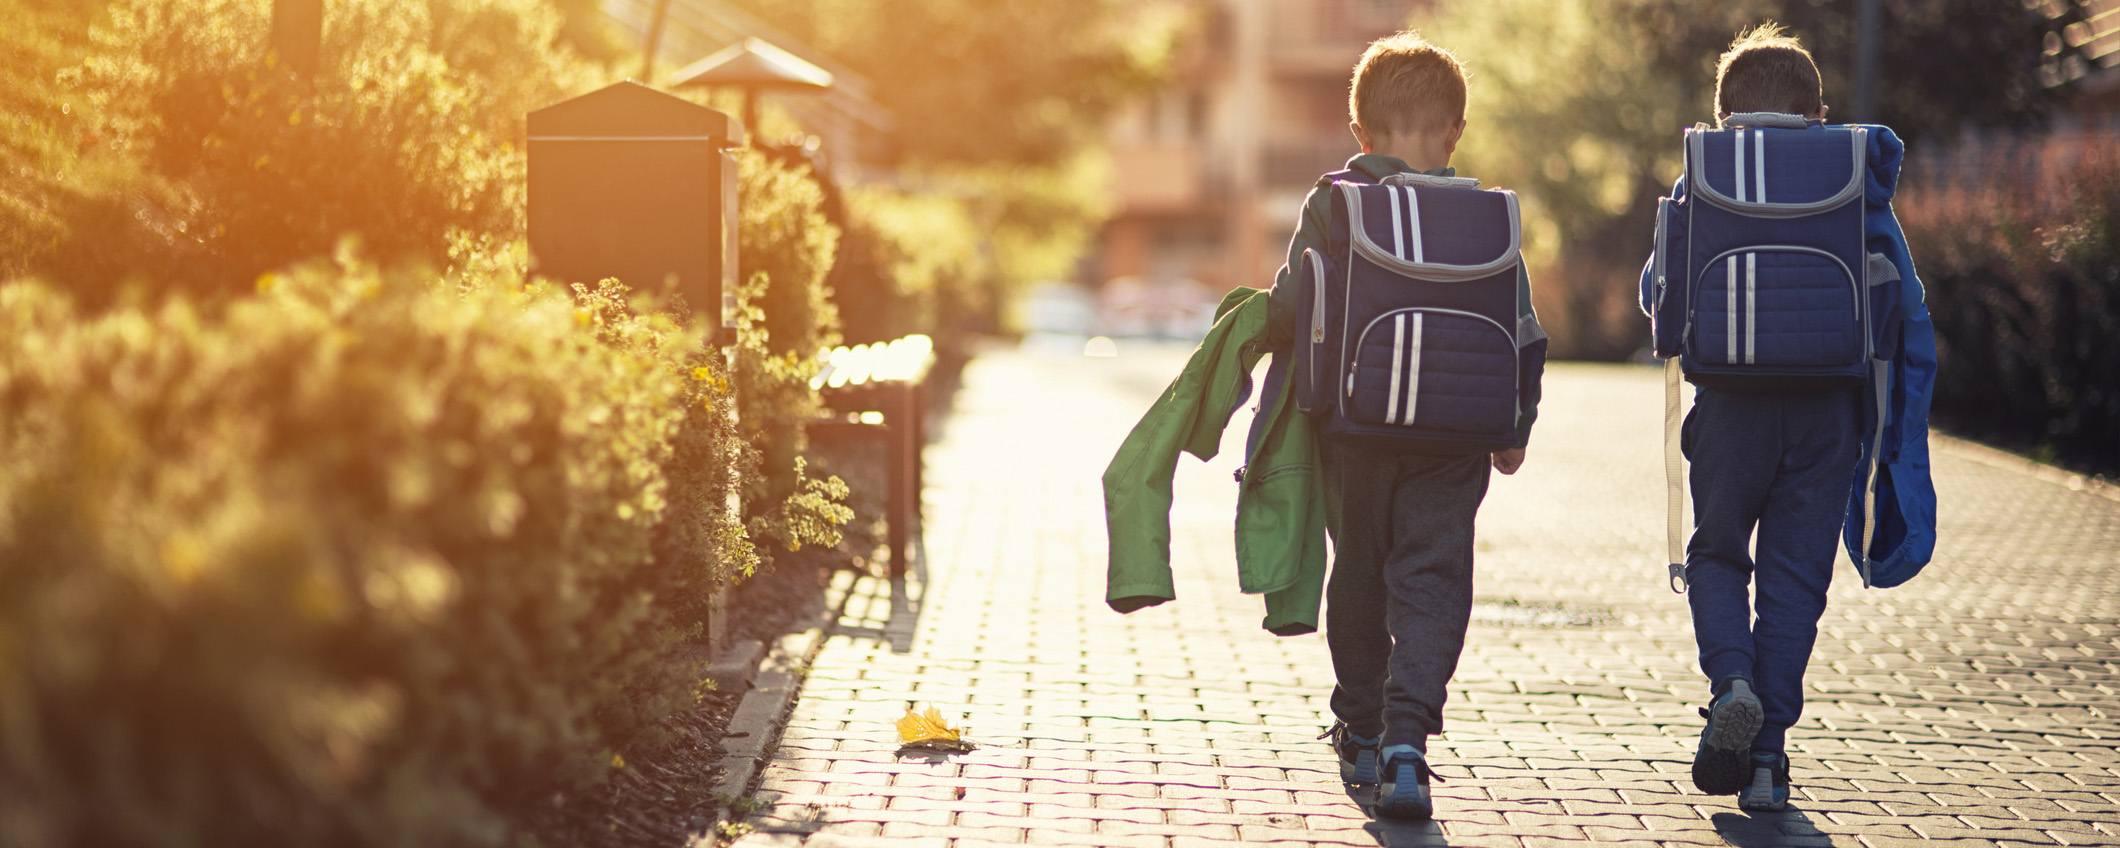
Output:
[1103, 286, 1327, 635]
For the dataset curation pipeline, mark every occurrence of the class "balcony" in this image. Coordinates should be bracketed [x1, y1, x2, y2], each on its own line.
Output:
[1110, 143, 1207, 214]
[1264, 138, 1358, 190]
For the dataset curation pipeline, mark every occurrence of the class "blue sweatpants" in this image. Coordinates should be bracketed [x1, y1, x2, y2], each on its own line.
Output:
[1681, 386, 1860, 754]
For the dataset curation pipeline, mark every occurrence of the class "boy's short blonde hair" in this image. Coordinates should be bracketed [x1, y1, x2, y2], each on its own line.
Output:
[1348, 31, 1467, 139]
[1715, 23, 1824, 117]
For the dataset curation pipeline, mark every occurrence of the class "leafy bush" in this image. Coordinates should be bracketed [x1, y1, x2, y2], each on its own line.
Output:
[27, 0, 595, 301]
[0, 259, 746, 847]
[730, 151, 853, 550]
[1900, 142, 2120, 475]
[0, 0, 179, 291]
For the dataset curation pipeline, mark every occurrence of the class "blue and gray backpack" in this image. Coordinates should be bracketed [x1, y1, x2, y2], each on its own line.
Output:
[1650, 121, 1898, 389]
[1289, 171, 1527, 455]
[1649, 118, 1905, 591]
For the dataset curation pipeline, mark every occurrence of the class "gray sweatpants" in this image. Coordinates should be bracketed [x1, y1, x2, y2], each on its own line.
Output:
[1322, 444, 1492, 751]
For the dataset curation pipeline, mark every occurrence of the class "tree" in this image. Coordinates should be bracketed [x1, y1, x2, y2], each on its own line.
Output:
[726, 0, 1180, 168]
[722, 0, 1180, 314]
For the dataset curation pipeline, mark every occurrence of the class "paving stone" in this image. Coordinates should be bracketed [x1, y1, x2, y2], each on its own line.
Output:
[722, 354, 2120, 846]
[1021, 831, 1167, 848]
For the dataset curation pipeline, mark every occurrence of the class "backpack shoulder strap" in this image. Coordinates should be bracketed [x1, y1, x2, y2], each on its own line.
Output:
[1317, 168, 1369, 189]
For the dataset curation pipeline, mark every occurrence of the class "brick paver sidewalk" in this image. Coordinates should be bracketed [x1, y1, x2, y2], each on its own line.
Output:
[731, 345, 2120, 848]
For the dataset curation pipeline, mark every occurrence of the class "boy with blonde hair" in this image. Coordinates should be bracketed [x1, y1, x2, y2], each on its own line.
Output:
[1270, 31, 1546, 820]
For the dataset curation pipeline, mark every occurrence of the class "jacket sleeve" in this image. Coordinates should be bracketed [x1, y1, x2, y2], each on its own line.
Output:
[1841, 199, 1938, 581]
[1264, 186, 1334, 352]
[1104, 291, 1272, 613]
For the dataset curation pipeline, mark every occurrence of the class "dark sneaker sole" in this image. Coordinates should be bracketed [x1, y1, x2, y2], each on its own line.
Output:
[1692, 684, 1763, 795]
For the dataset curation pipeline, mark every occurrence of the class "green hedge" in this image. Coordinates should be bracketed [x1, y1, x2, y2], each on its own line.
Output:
[0, 262, 748, 847]
[730, 152, 852, 550]
[1902, 143, 2120, 475]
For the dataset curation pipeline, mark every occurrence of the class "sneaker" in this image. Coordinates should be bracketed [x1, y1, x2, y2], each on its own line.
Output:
[1691, 676, 1763, 795]
[1737, 750, 1791, 811]
[1319, 721, 1380, 784]
[1373, 745, 1435, 820]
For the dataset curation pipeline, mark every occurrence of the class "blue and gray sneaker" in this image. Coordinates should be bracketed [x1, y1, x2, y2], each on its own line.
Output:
[1320, 721, 1380, 784]
[1692, 676, 1763, 795]
[1737, 750, 1791, 811]
[1373, 745, 1435, 820]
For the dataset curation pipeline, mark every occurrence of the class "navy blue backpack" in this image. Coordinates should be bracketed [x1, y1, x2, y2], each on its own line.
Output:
[1650, 123, 1897, 389]
[1290, 171, 1526, 455]
[1648, 120, 1905, 592]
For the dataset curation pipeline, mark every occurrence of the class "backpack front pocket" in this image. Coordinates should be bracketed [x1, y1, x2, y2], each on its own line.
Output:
[1344, 308, 1517, 435]
[1690, 246, 1862, 368]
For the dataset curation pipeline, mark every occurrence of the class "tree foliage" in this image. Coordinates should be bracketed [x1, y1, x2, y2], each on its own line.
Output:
[724, 0, 1175, 327]
[9, 0, 604, 303]
[725, 0, 1181, 168]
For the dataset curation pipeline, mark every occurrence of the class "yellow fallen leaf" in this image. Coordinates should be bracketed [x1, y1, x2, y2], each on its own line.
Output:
[896, 706, 973, 752]
[897, 706, 957, 744]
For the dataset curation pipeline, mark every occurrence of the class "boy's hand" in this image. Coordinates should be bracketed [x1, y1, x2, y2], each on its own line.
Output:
[1491, 448, 1526, 475]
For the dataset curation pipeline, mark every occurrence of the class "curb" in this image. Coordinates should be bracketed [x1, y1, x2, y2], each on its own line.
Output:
[704, 567, 860, 828]
[1931, 432, 2119, 503]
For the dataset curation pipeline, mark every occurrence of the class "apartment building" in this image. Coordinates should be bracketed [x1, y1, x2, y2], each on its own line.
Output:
[1100, 0, 1432, 294]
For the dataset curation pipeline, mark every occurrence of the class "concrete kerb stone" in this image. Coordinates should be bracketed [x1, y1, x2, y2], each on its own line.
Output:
[1930, 432, 2120, 503]
[707, 567, 869, 829]
[705, 639, 769, 694]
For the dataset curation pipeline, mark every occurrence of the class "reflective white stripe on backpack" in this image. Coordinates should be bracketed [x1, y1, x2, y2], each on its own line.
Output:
[1726, 260, 1738, 363]
[1402, 187, 1425, 263]
[1404, 313, 1423, 424]
[1745, 253, 1757, 365]
[1754, 130, 1767, 204]
[1387, 315, 1405, 424]
[1387, 187, 1405, 259]
[1734, 130, 1746, 202]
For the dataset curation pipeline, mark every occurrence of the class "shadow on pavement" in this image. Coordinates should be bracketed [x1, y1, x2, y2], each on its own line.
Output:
[827, 536, 928, 654]
[1712, 808, 1846, 847]
[1339, 783, 1456, 846]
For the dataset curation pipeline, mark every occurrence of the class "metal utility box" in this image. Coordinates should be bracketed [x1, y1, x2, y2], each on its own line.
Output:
[528, 82, 744, 342]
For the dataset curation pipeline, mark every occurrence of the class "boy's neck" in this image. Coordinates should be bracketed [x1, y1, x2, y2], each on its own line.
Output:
[1372, 149, 1450, 173]
[1353, 122, 1462, 174]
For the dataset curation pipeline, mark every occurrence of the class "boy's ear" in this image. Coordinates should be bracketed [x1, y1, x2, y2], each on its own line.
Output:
[1444, 119, 1465, 157]
[1350, 121, 1373, 154]
[1814, 104, 1830, 122]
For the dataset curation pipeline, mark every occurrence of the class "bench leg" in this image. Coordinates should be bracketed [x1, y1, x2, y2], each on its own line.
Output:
[886, 382, 910, 578]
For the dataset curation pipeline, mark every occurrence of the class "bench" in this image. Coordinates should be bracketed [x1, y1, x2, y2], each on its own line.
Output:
[805, 335, 934, 576]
